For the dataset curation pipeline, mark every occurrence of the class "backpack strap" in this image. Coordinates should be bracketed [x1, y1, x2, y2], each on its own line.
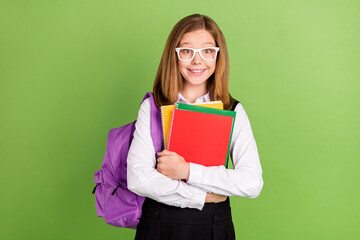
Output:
[142, 92, 163, 153]
[231, 99, 239, 111]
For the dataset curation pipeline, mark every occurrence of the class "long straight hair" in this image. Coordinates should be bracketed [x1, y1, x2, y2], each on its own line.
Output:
[153, 14, 235, 110]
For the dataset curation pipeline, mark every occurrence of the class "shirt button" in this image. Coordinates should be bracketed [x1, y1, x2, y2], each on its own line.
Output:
[154, 210, 159, 217]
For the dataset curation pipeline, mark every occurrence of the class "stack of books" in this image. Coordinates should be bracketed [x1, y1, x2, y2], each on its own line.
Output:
[161, 101, 236, 167]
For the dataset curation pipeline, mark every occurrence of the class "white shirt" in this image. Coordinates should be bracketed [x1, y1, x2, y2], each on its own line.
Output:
[127, 92, 263, 210]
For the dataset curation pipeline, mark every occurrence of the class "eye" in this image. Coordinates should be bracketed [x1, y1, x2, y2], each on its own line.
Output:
[181, 49, 192, 54]
[203, 48, 214, 54]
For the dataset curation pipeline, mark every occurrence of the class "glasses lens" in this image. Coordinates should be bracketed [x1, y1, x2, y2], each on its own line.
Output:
[201, 48, 217, 61]
[178, 48, 194, 61]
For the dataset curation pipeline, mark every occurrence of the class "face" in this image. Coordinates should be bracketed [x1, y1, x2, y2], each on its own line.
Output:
[177, 29, 217, 90]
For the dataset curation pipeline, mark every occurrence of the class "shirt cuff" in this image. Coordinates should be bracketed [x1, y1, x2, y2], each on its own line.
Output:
[188, 189, 206, 210]
[175, 181, 206, 210]
[187, 162, 204, 185]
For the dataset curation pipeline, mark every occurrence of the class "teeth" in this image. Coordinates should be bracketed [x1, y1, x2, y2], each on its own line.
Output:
[190, 69, 204, 73]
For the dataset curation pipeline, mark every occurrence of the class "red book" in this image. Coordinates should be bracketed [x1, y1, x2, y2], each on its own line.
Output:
[167, 108, 234, 167]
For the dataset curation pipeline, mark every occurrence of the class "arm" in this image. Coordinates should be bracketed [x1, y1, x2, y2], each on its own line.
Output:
[186, 103, 264, 198]
[127, 98, 207, 210]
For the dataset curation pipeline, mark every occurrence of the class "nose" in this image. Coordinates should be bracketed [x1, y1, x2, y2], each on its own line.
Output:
[191, 52, 202, 64]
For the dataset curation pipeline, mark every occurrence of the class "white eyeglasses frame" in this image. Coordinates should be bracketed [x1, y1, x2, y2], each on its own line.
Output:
[175, 47, 220, 62]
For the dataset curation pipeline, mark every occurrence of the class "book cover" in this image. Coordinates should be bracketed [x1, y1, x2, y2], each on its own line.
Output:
[167, 108, 235, 167]
[161, 101, 223, 149]
[176, 103, 237, 167]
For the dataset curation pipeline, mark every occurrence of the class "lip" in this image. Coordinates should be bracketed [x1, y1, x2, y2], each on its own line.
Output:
[188, 69, 206, 76]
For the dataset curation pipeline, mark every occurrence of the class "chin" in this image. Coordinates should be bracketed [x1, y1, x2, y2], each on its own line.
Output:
[186, 77, 208, 86]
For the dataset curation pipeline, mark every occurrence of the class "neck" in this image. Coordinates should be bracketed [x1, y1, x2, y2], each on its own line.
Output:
[180, 84, 207, 103]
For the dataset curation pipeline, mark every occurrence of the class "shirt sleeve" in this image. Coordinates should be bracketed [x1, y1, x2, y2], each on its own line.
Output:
[127, 98, 207, 210]
[186, 103, 264, 198]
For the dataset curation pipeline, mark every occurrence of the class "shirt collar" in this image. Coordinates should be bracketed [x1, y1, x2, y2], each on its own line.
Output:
[177, 92, 211, 104]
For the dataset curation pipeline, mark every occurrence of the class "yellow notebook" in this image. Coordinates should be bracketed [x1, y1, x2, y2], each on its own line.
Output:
[161, 101, 223, 149]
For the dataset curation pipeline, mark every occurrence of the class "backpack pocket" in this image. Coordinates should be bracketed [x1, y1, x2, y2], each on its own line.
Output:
[93, 169, 105, 218]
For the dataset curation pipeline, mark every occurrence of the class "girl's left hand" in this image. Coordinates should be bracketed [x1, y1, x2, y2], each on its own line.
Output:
[156, 150, 190, 180]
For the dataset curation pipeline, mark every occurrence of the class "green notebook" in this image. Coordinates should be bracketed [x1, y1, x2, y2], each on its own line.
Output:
[176, 103, 236, 168]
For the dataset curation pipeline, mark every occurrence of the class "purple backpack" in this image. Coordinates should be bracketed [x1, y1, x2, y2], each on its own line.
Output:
[92, 92, 162, 229]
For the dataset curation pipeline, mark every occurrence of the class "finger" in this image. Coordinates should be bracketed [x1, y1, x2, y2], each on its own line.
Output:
[157, 156, 165, 163]
[157, 166, 166, 175]
[156, 162, 163, 171]
[158, 150, 177, 156]
[156, 150, 167, 156]
[157, 157, 171, 166]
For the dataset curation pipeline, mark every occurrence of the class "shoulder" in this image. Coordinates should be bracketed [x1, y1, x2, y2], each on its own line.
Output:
[141, 97, 151, 108]
[233, 102, 246, 115]
[137, 97, 151, 118]
[133, 97, 153, 135]
[232, 102, 253, 128]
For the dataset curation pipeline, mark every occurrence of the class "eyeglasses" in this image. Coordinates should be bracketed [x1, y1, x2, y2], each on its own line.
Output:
[175, 47, 220, 61]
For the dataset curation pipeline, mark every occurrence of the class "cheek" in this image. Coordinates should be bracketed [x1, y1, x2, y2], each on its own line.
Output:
[178, 62, 188, 75]
[209, 62, 216, 74]
[179, 62, 185, 70]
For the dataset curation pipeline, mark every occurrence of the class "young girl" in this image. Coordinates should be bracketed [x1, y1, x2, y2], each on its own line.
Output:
[127, 14, 263, 240]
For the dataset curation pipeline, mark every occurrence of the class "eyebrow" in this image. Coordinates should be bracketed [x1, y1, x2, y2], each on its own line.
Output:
[179, 42, 215, 46]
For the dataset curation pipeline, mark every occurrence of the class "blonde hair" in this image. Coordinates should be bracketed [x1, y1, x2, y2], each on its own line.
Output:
[153, 14, 235, 110]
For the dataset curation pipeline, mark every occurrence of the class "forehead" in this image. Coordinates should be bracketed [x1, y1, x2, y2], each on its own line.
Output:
[179, 29, 216, 47]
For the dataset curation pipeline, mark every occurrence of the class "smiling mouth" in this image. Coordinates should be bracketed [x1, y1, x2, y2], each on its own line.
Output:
[188, 69, 206, 73]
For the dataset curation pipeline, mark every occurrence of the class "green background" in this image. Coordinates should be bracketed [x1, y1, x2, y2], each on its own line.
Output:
[1, 0, 359, 239]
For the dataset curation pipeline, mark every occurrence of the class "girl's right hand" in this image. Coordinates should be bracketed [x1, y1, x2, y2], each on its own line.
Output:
[205, 193, 228, 203]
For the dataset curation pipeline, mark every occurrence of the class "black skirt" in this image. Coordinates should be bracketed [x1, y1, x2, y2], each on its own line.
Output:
[134, 197, 235, 240]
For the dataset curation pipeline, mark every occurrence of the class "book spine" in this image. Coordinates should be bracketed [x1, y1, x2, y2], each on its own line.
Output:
[166, 108, 176, 150]
[160, 106, 166, 149]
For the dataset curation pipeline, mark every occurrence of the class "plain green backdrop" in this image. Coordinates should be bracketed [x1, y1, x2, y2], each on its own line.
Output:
[1, 0, 359, 239]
